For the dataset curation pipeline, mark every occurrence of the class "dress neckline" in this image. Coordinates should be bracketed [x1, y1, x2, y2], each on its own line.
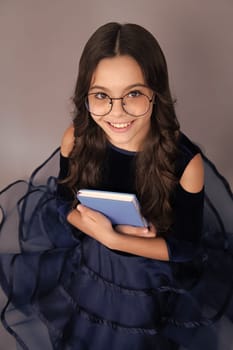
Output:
[109, 143, 137, 156]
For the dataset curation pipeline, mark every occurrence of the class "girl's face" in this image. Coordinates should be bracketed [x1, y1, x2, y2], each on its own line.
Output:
[88, 55, 154, 151]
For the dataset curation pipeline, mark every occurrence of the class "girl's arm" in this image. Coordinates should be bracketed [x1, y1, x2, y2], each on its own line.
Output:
[56, 126, 75, 219]
[111, 153, 204, 261]
[68, 154, 204, 261]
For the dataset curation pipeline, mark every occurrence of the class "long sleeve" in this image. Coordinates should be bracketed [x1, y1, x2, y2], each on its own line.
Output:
[164, 185, 204, 262]
[56, 153, 74, 220]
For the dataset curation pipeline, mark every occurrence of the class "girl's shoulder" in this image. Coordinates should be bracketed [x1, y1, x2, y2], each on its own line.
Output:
[60, 125, 75, 157]
[176, 133, 204, 192]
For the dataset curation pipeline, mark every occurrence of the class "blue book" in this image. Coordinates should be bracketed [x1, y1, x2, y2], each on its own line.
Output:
[77, 189, 148, 227]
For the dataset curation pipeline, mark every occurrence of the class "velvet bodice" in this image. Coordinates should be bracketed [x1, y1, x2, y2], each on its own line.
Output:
[57, 132, 204, 262]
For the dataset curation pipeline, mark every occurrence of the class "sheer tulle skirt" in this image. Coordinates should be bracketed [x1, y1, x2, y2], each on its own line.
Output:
[0, 149, 233, 349]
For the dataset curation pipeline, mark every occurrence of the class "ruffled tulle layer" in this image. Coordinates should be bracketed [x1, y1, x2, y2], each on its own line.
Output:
[0, 149, 233, 349]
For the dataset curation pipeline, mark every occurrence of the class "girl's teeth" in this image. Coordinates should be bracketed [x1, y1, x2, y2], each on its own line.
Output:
[109, 122, 131, 128]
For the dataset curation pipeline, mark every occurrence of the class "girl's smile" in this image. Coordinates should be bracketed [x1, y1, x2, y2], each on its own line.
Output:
[105, 120, 135, 133]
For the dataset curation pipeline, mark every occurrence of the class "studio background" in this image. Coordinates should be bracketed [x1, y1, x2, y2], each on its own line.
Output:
[0, 1, 232, 349]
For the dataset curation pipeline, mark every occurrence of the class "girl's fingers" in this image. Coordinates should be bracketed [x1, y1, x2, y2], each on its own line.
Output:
[115, 225, 156, 237]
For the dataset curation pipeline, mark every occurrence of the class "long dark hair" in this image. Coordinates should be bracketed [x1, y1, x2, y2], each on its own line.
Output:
[64, 22, 180, 231]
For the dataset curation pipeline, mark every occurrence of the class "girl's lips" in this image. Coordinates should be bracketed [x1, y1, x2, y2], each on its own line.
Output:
[106, 121, 134, 132]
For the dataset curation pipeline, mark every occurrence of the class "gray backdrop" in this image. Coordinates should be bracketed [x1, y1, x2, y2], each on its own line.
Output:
[0, 0, 232, 349]
[0, 0, 233, 190]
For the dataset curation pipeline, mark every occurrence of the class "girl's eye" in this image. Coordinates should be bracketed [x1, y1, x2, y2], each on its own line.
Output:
[94, 92, 108, 100]
[127, 90, 142, 98]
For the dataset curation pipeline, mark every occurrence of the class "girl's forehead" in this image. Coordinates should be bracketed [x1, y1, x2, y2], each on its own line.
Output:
[90, 55, 146, 92]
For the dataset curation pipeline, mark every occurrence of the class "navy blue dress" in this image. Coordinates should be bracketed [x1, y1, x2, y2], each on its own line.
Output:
[0, 133, 233, 350]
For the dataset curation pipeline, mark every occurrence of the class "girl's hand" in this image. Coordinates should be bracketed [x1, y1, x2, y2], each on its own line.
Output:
[67, 205, 157, 249]
[67, 204, 116, 247]
[115, 223, 157, 238]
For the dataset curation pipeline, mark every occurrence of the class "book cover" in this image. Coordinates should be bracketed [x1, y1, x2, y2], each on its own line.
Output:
[77, 189, 147, 227]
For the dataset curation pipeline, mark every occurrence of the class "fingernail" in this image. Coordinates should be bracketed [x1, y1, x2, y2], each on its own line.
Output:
[77, 204, 83, 211]
[143, 228, 149, 233]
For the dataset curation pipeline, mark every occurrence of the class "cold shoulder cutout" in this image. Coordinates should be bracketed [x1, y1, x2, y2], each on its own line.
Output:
[179, 153, 204, 194]
[60, 125, 75, 157]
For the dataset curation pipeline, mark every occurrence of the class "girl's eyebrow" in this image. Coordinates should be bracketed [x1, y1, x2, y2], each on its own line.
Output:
[89, 83, 149, 92]
[89, 85, 108, 91]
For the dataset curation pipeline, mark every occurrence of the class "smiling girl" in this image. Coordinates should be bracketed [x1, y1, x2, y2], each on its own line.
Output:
[1, 22, 233, 350]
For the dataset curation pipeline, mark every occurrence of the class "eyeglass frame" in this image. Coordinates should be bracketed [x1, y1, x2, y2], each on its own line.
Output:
[85, 91, 155, 117]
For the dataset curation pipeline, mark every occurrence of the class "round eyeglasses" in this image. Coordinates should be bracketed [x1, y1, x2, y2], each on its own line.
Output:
[85, 91, 154, 117]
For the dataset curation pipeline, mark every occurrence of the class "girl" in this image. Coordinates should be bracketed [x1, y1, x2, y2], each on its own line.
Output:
[0, 22, 233, 350]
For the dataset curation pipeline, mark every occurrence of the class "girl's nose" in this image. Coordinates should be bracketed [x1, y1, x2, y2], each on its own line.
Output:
[110, 98, 126, 117]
